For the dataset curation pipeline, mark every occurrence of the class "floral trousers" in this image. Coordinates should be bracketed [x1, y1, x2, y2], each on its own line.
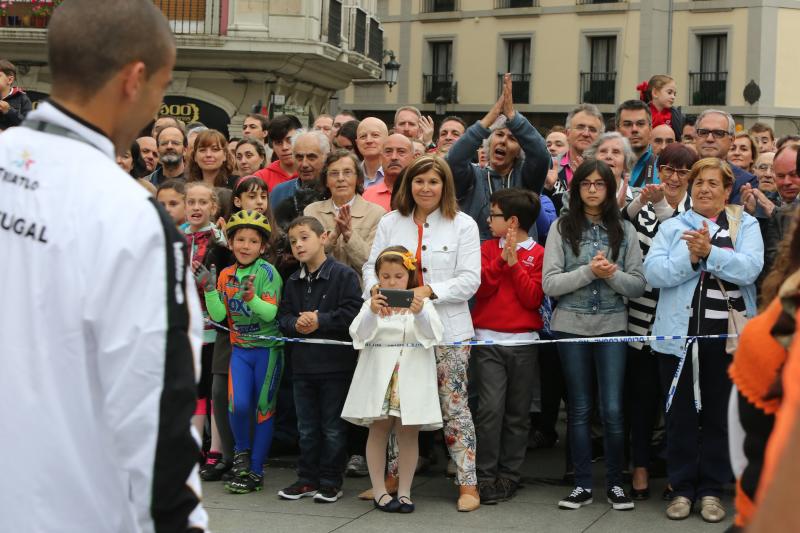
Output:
[387, 343, 477, 486]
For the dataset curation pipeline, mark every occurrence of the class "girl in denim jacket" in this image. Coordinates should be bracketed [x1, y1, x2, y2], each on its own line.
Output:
[542, 160, 646, 511]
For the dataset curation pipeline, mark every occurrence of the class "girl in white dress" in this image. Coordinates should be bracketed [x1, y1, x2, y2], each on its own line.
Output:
[342, 246, 443, 513]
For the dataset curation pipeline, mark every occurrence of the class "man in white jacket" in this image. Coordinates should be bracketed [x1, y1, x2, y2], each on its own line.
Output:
[0, 1, 208, 532]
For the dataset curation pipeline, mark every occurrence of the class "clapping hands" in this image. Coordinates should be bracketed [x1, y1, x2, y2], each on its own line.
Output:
[480, 73, 516, 129]
[296, 310, 319, 334]
[681, 220, 712, 264]
[590, 250, 617, 279]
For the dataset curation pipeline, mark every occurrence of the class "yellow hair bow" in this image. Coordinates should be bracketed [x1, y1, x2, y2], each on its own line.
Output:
[379, 250, 417, 271]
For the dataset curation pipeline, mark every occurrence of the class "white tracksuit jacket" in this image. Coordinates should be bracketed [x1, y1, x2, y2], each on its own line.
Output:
[0, 102, 208, 533]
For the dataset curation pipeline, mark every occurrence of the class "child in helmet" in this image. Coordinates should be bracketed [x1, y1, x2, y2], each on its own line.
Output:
[196, 209, 284, 494]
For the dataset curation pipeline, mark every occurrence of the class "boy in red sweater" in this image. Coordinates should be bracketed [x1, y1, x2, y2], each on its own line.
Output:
[473, 187, 544, 505]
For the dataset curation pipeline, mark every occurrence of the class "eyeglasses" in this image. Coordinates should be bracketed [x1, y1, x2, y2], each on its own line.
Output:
[755, 164, 774, 172]
[487, 213, 506, 221]
[328, 169, 355, 179]
[658, 165, 690, 178]
[696, 128, 730, 139]
[572, 124, 599, 134]
[580, 180, 606, 190]
[621, 120, 649, 129]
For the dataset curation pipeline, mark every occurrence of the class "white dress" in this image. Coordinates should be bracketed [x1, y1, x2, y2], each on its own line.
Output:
[341, 299, 444, 430]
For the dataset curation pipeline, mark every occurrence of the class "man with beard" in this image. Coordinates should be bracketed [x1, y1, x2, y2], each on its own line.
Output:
[148, 125, 187, 185]
[446, 74, 549, 241]
[363, 133, 414, 212]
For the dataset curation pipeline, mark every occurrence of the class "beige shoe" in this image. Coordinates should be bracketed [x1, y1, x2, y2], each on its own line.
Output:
[357, 475, 398, 500]
[457, 485, 480, 512]
[666, 496, 692, 520]
[700, 496, 726, 523]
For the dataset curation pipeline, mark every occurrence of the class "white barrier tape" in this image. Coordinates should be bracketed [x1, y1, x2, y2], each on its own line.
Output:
[206, 319, 738, 348]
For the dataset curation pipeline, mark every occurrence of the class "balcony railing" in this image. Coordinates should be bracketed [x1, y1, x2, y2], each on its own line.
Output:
[495, 0, 537, 7]
[689, 71, 727, 106]
[154, 0, 221, 35]
[580, 71, 616, 104]
[423, 74, 458, 104]
[497, 73, 530, 104]
[577, 0, 622, 4]
[0, 0, 223, 35]
[421, 0, 459, 13]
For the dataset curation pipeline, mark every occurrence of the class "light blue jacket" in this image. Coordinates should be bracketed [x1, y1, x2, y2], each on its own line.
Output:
[644, 208, 764, 356]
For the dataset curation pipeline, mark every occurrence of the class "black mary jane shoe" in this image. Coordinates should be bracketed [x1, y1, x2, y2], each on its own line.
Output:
[374, 493, 400, 513]
[630, 486, 650, 501]
[397, 496, 415, 514]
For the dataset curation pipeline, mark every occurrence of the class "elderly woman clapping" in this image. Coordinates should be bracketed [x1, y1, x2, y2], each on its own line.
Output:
[644, 158, 763, 523]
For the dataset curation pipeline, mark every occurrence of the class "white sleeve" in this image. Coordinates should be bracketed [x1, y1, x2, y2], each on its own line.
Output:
[728, 384, 748, 480]
[412, 299, 444, 348]
[427, 215, 481, 304]
[362, 216, 390, 299]
[83, 200, 207, 533]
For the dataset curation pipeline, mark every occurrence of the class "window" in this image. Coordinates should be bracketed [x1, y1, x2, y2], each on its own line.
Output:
[368, 18, 383, 62]
[421, 0, 458, 12]
[424, 41, 456, 103]
[326, 0, 342, 47]
[352, 8, 367, 55]
[581, 36, 617, 104]
[495, 0, 536, 7]
[690, 34, 727, 105]
[498, 39, 531, 104]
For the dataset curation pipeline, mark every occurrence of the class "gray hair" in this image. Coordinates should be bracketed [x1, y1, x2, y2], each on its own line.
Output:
[291, 129, 332, 157]
[394, 105, 422, 126]
[565, 103, 605, 133]
[484, 115, 525, 166]
[696, 109, 736, 135]
[583, 132, 636, 174]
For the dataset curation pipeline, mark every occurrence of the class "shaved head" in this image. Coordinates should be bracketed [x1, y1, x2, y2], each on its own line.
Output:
[48, 0, 175, 101]
[357, 117, 389, 137]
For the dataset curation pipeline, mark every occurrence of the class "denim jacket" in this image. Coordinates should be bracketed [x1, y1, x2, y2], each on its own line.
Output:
[543, 217, 645, 317]
[644, 208, 763, 356]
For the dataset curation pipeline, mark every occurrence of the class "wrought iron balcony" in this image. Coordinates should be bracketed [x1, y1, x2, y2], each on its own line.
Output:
[423, 74, 457, 104]
[580, 71, 616, 104]
[689, 71, 727, 106]
[497, 73, 531, 104]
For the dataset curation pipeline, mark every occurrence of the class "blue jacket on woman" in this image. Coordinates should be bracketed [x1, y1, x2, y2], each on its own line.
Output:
[644, 208, 763, 356]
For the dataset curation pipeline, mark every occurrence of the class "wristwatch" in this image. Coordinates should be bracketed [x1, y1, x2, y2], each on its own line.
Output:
[426, 284, 438, 300]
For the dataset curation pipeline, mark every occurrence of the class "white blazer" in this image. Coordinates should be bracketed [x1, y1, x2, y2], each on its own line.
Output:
[342, 299, 444, 429]
[362, 209, 481, 342]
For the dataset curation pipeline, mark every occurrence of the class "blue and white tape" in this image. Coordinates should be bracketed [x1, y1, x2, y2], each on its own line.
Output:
[206, 319, 736, 349]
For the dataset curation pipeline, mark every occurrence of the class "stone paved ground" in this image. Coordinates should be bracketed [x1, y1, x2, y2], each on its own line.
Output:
[203, 422, 734, 533]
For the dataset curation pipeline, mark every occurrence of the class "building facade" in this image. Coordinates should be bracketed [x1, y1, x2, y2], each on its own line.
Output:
[338, 0, 800, 135]
[0, 0, 384, 136]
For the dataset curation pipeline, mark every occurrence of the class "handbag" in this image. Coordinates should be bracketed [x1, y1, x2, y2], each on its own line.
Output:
[715, 278, 748, 354]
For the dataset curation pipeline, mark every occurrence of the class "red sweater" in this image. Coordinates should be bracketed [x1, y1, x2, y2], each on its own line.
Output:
[255, 160, 296, 192]
[471, 238, 545, 333]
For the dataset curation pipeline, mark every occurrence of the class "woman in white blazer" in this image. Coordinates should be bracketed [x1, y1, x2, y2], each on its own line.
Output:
[363, 155, 481, 512]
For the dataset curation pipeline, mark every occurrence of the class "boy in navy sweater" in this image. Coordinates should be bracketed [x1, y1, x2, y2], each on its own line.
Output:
[277, 216, 362, 503]
[472, 188, 545, 504]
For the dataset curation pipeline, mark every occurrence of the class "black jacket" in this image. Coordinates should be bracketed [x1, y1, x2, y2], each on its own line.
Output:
[278, 256, 362, 376]
[0, 88, 32, 130]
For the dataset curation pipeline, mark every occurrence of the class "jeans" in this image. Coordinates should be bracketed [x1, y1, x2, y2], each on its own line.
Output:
[555, 331, 627, 490]
[293, 375, 350, 488]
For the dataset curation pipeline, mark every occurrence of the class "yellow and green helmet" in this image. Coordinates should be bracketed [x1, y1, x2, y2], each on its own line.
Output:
[226, 210, 272, 241]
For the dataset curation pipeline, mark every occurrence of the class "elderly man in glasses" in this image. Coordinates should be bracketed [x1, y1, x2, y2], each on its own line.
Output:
[694, 109, 758, 204]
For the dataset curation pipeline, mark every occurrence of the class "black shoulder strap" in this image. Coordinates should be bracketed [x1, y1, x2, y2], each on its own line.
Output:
[22, 118, 104, 153]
